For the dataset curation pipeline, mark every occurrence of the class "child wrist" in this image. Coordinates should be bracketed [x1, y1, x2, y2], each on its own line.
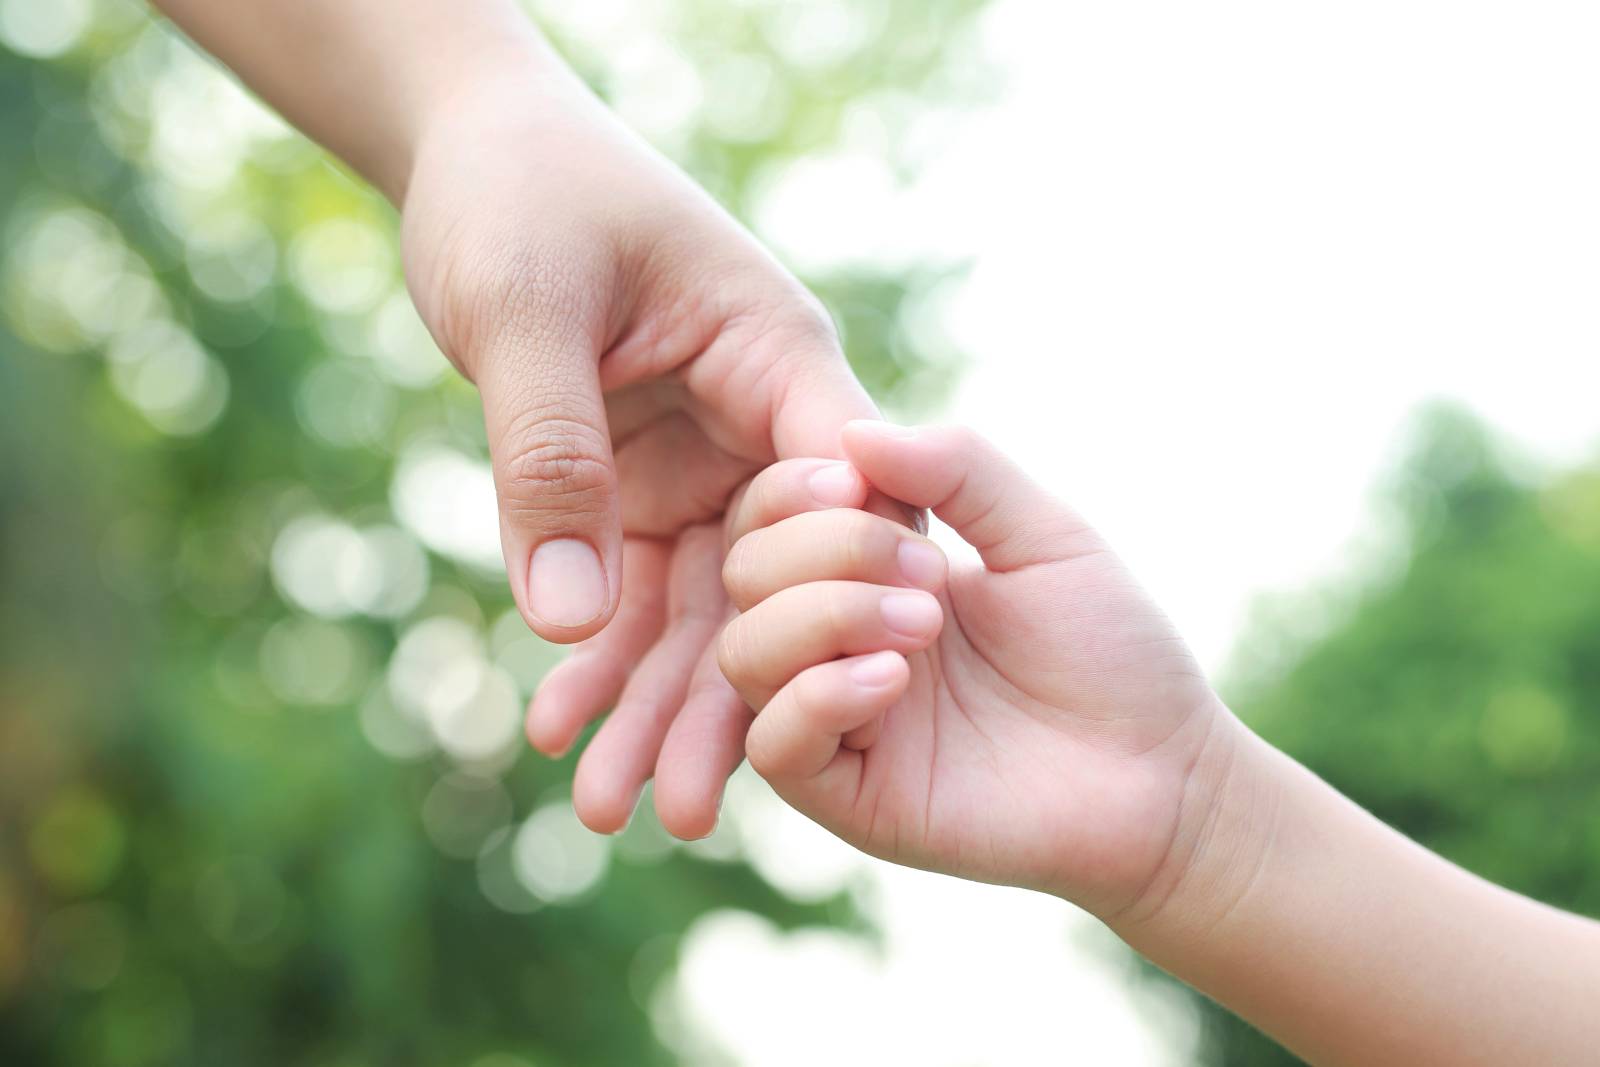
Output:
[1103, 706, 1283, 940]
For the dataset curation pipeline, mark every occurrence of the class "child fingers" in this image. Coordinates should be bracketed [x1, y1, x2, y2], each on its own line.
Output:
[725, 458, 869, 547]
[723, 508, 948, 611]
[746, 652, 910, 782]
[717, 582, 943, 709]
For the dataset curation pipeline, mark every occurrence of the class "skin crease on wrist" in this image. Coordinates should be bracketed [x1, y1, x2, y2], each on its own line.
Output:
[1112, 716, 1600, 1067]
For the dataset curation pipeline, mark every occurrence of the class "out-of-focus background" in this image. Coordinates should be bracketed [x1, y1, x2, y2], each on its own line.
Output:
[3, 1, 1599, 1065]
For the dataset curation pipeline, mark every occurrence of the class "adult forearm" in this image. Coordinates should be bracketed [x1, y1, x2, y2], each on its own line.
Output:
[150, 0, 561, 201]
[1113, 724, 1600, 1065]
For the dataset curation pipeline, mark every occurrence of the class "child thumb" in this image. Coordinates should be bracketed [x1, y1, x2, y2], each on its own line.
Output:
[840, 422, 1102, 572]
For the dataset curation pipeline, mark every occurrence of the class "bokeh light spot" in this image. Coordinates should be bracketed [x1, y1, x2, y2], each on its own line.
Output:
[185, 214, 278, 302]
[0, 0, 92, 59]
[272, 515, 429, 620]
[476, 826, 542, 915]
[366, 290, 451, 389]
[513, 801, 612, 904]
[489, 607, 557, 695]
[194, 858, 289, 951]
[259, 617, 370, 706]
[703, 53, 788, 144]
[36, 902, 127, 991]
[1480, 685, 1569, 775]
[391, 445, 503, 571]
[29, 787, 127, 896]
[296, 358, 397, 448]
[389, 616, 522, 764]
[4, 205, 165, 353]
[357, 684, 435, 760]
[105, 319, 229, 436]
[289, 218, 394, 314]
[422, 774, 513, 859]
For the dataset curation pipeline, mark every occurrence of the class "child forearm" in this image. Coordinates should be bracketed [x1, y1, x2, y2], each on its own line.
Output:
[1111, 720, 1600, 1065]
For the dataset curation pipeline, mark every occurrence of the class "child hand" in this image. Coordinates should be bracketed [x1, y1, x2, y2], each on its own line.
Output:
[718, 422, 1239, 919]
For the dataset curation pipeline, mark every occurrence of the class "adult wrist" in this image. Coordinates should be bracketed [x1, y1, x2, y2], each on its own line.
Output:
[389, 17, 577, 205]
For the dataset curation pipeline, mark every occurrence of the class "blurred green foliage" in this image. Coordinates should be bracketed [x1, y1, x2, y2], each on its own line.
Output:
[0, 1, 985, 1064]
[1198, 405, 1600, 1064]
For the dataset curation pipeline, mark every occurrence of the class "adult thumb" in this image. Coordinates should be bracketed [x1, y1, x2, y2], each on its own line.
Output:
[475, 327, 621, 644]
[840, 421, 1104, 572]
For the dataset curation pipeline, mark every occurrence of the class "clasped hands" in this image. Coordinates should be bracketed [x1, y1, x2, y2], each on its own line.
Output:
[397, 52, 1229, 926]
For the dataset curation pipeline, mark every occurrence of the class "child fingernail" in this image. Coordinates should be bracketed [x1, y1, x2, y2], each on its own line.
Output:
[880, 591, 941, 636]
[850, 652, 903, 687]
[897, 540, 945, 590]
[808, 462, 861, 505]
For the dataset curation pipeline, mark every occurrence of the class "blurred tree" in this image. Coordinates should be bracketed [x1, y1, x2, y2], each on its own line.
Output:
[0, 1, 986, 1064]
[1194, 405, 1600, 1064]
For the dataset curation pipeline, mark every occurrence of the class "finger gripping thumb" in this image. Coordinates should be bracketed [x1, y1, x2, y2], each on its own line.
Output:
[840, 421, 1095, 572]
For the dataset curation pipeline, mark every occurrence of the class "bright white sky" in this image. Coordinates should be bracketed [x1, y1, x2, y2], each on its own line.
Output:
[679, 2, 1600, 1064]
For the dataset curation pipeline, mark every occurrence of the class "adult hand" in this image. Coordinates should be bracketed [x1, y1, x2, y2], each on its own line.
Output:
[155, 0, 878, 836]
[402, 56, 879, 838]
